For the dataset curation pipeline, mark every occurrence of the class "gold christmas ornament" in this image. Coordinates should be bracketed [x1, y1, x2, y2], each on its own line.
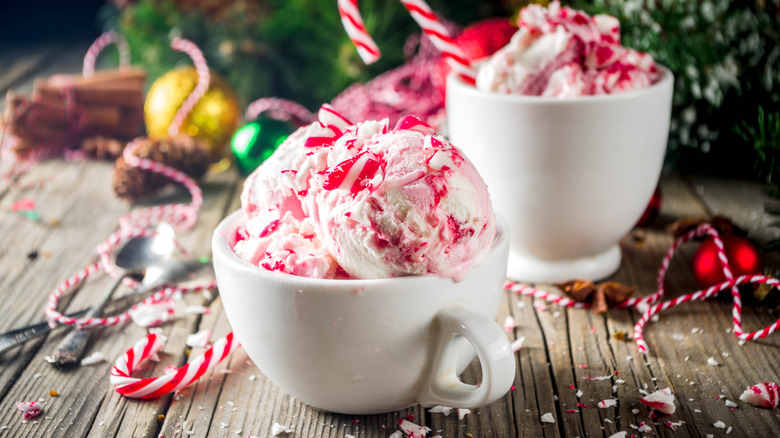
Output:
[144, 66, 240, 161]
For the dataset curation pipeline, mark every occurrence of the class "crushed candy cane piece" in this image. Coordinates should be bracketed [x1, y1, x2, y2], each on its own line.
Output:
[458, 408, 471, 420]
[185, 305, 210, 314]
[641, 387, 676, 415]
[666, 420, 683, 430]
[129, 300, 176, 327]
[597, 399, 618, 408]
[80, 351, 106, 366]
[739, 382, 780, 408]
[540, 412, 555, 423]
[583, 375, 612, 381]
[428, 406, 452, 416]
[185, 330, 211, 348]
[714, 421, 726, 429]
[638, 424, 652, 433]
[389, 432, 403, 438]
[511, 337, 526, 352]
[271, 422, 292, 436]
[725, 399, 737, 408]
[707, 357, 720, 366]
[16, 401, 42, 419]
[576, 389, 583, 398]
[608, 433, 627, 438]
[398, 419, 431, 438]
[503, 315, 516, 331]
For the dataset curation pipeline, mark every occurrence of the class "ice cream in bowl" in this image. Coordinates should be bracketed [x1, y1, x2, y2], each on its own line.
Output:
[212, 106, 515, 414]
[447, 1, 674, 283]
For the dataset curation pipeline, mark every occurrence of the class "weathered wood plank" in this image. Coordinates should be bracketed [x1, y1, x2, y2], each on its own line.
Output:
[687, 174, 780, 279]
[0, 161, 130, 398]
[428, 291, 518, 438]
[85, 168, 243, 438]
[0, 43, 63, 96]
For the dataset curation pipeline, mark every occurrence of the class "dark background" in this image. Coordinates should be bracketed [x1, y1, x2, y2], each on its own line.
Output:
[0, 0, 105, 44]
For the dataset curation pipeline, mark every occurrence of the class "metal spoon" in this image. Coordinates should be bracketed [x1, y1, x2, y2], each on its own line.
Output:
[0, 256, 215, 357]
[44, 223, 177, 368]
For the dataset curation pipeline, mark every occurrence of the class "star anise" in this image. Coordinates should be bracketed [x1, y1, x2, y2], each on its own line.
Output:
[554, 279, 636, 314]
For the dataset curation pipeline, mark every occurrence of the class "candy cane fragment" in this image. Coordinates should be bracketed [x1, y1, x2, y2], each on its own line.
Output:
[111, 332, 239, 398]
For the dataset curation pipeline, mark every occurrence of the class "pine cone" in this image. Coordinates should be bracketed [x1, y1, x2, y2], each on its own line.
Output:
[112, 136, 209, 202]
[81, 136, 125, 160]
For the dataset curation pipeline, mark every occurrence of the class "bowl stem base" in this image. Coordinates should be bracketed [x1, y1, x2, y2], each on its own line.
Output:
[506, 245, 621, 283]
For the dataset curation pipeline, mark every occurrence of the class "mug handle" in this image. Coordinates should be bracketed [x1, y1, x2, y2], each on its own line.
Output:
[417, 307, 516, 408]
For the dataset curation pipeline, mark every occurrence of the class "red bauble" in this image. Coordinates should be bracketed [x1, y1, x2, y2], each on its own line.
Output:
[435, 18, 517, 93]
[635, 186, 662, 227]
[692, 234, 762, 289]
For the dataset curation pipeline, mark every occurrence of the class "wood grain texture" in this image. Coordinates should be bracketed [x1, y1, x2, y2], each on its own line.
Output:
[1, 43, 779, 438]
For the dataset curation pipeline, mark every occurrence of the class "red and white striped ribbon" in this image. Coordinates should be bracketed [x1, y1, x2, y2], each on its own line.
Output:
[82, 31, 131, 78]
[337, 0, 476, 84]
[504, 223, 780, 354]
[44, 137, 209, 329]
[167, 38, 211, 138]
[45, 36, 210, 331]
[245, 97, 314, 124]
[111, 332, 239, 398]
[32, 36, 227, 397]
[118, 138, 203, 232]
[504, 281, 589, 309]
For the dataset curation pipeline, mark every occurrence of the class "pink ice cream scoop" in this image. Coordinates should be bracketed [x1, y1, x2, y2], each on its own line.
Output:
[476, 1, 660, 97]
[235, 105, 496, 280]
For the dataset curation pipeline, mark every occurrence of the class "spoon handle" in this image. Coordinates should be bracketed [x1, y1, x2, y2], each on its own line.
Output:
[0, 309, 89, 356]
[45, 277, 123, 368]
[0, 278, 170, 356]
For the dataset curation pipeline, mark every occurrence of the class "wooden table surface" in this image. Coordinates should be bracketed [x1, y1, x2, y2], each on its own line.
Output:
[2, 40, 780, 438]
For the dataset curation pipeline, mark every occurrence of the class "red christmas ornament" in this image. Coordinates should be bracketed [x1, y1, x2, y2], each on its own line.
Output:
[635, 186, 662, 227]
[435, 17, 517, 94]
[692, 234, 762, 288]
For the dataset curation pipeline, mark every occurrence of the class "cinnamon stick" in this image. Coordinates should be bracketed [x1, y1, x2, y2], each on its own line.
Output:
[34, 79, 143, 108]
[67, 68, 146, 88]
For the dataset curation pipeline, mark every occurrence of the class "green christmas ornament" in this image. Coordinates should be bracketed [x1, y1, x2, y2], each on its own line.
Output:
[231, 119, 295, 175]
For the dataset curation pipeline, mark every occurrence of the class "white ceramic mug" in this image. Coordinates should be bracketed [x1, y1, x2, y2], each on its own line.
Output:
[447, 69, 674, 283]
[212, 211, 515, 414]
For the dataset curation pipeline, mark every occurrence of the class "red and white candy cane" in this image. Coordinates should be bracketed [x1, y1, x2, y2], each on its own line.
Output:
[83, 30, 131, 78]
[110, 331, 239, 398]
[167, 38, 211, 138]
[245, 97, 314, 124]
[338, 0, 476, 84]
[338, 0, 381, 64]
[504, 222, 780, 354]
